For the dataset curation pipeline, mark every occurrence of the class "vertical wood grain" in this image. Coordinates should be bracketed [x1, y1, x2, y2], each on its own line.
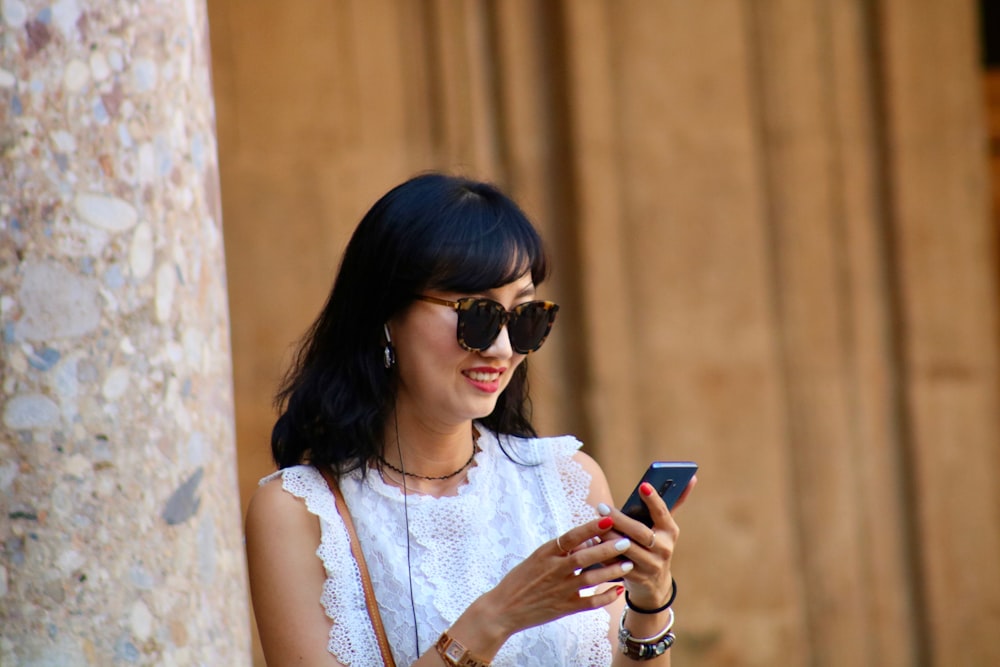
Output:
[424, 0, 499, 172]
[556, 0, 642, 497]
[595, 2, 811, 663]
[828, 1, 922, 663]
[878, 0, 1000, 664]
[747, 1, 918, 664]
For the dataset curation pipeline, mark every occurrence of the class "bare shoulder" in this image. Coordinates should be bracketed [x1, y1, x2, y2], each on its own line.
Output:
[245, 473, 324, 589]
[246, 474, 343, 666]
[571, 450, 602, 476]
[246, 475, 312, 529]
[571, 450, 614, 506]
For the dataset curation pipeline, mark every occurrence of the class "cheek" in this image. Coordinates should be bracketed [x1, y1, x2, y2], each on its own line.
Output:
[396, 323, 462, 377]
[501, 356, 527, 386]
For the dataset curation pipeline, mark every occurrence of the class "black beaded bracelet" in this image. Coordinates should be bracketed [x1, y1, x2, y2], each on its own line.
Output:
[625, 578, 677, 614]
[619, 607, 676, 659]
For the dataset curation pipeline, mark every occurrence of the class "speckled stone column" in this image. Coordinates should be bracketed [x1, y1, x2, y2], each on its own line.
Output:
[0, 1, 251, 665]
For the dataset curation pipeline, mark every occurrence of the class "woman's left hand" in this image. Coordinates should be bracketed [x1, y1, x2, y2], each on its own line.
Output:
[597, 478, 694, 609]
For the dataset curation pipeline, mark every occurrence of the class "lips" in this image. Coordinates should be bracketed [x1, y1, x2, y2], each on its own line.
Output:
[462, 366, 507, 393]
[464, 367, 504, 382]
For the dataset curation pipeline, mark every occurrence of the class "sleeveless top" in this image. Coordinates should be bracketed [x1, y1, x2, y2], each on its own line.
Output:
[262, 429, 613, 666]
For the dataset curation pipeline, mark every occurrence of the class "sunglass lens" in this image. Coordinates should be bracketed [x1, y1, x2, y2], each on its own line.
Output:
[509, 302, 557, 353]
[459, 299, 506, 350]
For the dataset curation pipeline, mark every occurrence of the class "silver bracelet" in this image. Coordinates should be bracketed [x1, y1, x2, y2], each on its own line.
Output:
[618, 607, 675, 660]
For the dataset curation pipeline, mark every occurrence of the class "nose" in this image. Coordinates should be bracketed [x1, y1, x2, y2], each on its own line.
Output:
[482, 323, 515, 359]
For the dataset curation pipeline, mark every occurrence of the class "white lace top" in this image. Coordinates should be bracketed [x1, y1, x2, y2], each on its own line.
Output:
[262, 428, 612, 666]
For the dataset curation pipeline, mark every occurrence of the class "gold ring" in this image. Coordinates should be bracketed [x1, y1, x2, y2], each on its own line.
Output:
[556, 535, 568, 555]
[646, 530, 657, 549]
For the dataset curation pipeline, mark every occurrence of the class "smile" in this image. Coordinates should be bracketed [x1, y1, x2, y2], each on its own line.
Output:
[464, 370, 502, 382]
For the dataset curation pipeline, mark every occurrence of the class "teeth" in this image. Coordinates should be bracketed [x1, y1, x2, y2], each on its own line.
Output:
[467, 371, 498, 381]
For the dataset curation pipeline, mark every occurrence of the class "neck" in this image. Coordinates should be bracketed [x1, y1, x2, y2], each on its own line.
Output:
[380, 415, 479, 481]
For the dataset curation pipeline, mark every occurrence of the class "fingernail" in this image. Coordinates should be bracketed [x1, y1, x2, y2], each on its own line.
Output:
[620, 561, 634, 574]
[615, 538, 631, 552]
[616, 585, 625, 596]
[598, 517, 614, 530]
[597, 503, 612, 516]
[640, 482, 654, 497]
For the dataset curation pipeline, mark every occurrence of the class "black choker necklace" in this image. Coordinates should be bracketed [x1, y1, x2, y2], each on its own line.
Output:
[379, 444, 479, 481]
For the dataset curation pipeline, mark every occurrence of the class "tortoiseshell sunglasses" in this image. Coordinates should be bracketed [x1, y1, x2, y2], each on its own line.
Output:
[414, 295, 560, 354]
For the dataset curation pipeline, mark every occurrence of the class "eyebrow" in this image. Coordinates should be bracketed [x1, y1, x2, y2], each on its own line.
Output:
[515, 284, 536, 298]
[468, 281, 536, 301]
[470, 283, 538, 303]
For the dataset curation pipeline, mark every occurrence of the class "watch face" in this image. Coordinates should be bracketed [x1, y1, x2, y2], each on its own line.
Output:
[445, 643, 465, 661]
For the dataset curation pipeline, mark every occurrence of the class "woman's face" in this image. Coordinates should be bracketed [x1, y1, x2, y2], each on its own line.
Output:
[388, 272, 536, 430]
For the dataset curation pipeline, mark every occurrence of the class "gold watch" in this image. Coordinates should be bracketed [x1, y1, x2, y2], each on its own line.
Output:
[435, 632, 491, 667]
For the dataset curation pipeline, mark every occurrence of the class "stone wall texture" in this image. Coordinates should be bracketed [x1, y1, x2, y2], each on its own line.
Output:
[1, 0, 251, 664]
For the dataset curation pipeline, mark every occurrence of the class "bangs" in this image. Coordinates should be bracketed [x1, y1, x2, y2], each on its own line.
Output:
[420, 197, 549, 293]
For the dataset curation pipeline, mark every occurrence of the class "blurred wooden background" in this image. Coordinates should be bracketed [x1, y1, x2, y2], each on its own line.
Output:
[206, 1, 1000, 665]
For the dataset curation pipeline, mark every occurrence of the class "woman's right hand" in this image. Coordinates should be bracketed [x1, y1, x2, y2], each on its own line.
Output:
[463, 516, 633, 646]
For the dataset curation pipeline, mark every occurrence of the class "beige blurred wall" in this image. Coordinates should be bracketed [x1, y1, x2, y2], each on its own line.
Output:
[207, 1, 1000, 665]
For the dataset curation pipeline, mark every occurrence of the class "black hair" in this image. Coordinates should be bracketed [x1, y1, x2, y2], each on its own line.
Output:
[271, 173, 550, 473]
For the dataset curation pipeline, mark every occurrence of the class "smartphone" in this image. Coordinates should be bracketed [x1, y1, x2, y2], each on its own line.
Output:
[620, 461, 698, 526]
[580, 461, 698, 577]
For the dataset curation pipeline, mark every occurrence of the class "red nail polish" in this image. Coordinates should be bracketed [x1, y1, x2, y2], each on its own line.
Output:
[640, 482, 654, 497]
[598, 517, 614, 530]
[616, 586, 625, 596]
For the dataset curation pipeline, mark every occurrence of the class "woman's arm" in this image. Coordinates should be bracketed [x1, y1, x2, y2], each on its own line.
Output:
[573, 452, 681, 666]
[246, 478, 348, 666]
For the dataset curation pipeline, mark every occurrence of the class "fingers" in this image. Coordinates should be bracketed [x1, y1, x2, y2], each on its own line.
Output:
[563, 530, 633, 572]
[551, 508, 675, 594]
[575, 556, 636, 589]
[553, 516, 615, 556]
[671, 475, 697, 511]
[638, 482, 674, 533]
[644, 529, 658, 550]
[583, 491, 687, 614]
[580, 583, 626, 611]
[554, 518, 646, 587]
[597, 492, 678, 547]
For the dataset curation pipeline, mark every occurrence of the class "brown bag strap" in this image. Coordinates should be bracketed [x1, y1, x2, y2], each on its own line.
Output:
[318, 466, 397, 667]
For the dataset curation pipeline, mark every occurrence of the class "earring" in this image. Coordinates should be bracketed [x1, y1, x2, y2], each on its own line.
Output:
[383, 323, 396, 369]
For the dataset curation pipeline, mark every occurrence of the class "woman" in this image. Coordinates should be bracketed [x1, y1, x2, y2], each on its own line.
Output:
[246, 173, 691, 666]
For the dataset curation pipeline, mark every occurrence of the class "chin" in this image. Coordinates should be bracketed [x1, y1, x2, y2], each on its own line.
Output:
[468, 399, 501, 421]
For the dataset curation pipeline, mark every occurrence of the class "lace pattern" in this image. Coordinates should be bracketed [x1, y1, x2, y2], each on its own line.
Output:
[260, 465, 385, 665]
[264, 429, 612, 666]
